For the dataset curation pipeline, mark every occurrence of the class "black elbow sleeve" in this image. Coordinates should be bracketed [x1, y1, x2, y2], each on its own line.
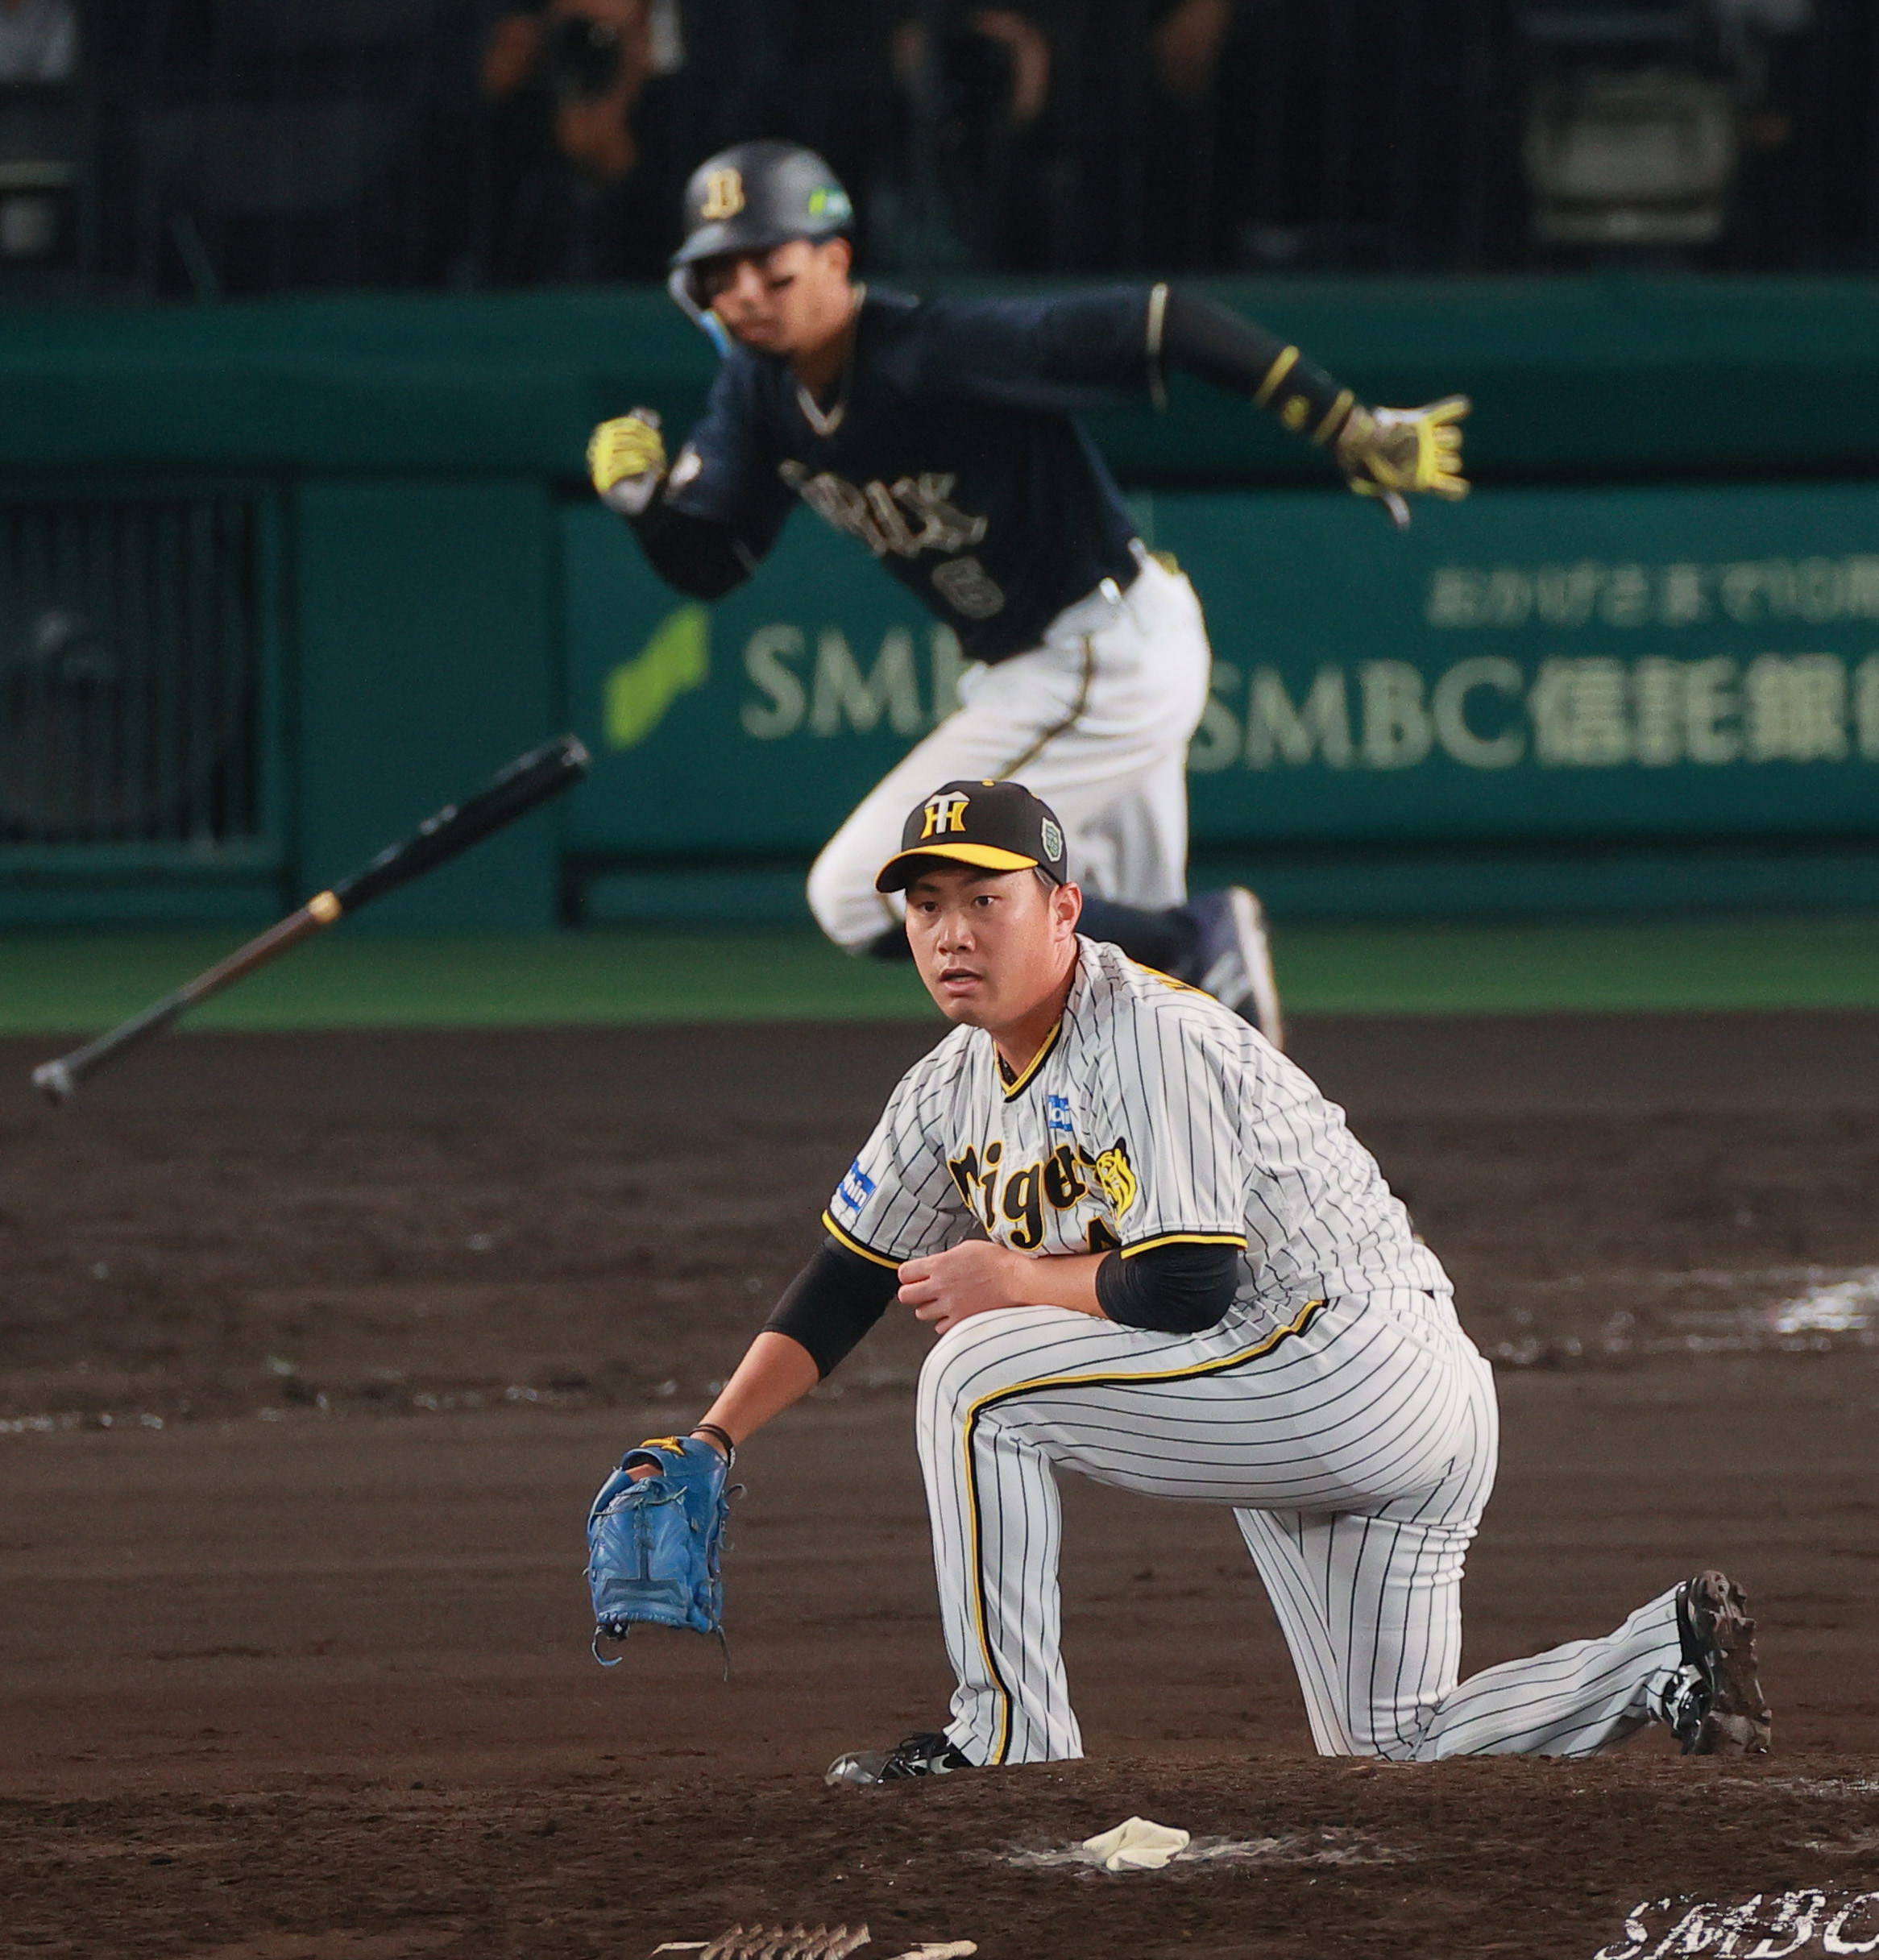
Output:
[1097, 1240, 1242, 1335]
[629, 502, 754, 601]
[764, 1239, 902, 1378]
[1162, 288, 1355, 448]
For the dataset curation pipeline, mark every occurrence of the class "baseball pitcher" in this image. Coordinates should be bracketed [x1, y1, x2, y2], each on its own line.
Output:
[586, 778, 1773, 1781]
[588, 139, 1473, 1046]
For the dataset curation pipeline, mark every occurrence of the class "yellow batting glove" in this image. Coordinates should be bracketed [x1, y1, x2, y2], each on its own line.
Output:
[1335, 395, 1471, 529]
[587, 408, 667, 514]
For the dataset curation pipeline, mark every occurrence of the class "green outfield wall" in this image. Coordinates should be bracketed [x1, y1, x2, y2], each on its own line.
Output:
[3, 279, 1878, 928]
[565, 480, 1879, 920]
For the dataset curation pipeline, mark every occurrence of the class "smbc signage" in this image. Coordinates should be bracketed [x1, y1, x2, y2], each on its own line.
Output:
[562, 481, 1879, 856]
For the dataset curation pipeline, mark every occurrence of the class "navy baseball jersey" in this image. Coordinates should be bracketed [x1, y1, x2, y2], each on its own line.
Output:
[662, 286, 1158, 663]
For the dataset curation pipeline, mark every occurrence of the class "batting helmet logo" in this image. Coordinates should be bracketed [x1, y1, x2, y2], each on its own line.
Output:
[672, 142, 852, 275]
[699, 168, 745, 222]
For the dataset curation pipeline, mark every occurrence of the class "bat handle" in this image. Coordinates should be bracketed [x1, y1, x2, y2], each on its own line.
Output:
[30, 893, 342, 1104]
[33, 992, 195, 1101]
[31, 1058, 77, 1102]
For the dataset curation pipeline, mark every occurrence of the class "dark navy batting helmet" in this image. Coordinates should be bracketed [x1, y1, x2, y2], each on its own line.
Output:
[672, 140, 853, 272]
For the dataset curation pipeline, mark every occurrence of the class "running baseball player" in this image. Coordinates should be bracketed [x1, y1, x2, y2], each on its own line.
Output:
[587, 139, 1472, 1044]
[594, 777, 1772, 1776]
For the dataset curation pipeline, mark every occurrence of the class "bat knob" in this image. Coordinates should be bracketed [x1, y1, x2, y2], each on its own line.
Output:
[31, 1059, 75, 1104]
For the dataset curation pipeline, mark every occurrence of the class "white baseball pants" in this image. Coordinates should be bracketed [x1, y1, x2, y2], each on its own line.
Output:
[915, 1293, 1690, 1765]
[807, 555, 1211, 951]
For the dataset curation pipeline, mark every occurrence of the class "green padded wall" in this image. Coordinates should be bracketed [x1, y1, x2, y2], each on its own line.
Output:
[295, 477, 558, 930]
[562, 481, 1879, 864]
[6, 277, 1879, 927]
[0, 278, 1875, 484]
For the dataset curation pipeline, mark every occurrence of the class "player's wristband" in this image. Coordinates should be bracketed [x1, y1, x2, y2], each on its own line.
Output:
[691, 1421, 736, 1465]
[1159, 288, 1356, 447]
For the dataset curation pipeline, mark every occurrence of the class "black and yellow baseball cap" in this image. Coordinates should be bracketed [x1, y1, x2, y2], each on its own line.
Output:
[874, 779, 1069, 893]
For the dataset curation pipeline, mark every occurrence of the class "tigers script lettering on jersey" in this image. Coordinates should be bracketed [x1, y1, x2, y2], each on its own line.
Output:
[820, 938, 1448, 1314]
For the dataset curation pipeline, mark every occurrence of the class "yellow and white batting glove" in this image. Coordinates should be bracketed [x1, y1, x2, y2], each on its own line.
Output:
[587, 408, 667, 517]
[1335, 395, 1471, 529]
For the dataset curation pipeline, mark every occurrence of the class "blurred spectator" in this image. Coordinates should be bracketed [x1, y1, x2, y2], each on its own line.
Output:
[881, 2, 1056, 269]
[0, 0, 77, 279]
[1154, 0, 1232, 102]
[481, 0, 662, 279]
[1043, 0, 1243, 271]
[876, 0, 1242, 273]
[484, 0, 654, 183]
[479, 0, 807, 282]
[0, 0, 76, 84]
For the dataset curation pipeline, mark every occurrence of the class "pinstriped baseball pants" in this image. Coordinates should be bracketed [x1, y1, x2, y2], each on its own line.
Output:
[915, 1292, 1689, 1767]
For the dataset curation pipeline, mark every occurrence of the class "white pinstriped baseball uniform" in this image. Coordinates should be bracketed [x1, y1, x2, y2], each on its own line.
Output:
[823, 938, 1693, 1765]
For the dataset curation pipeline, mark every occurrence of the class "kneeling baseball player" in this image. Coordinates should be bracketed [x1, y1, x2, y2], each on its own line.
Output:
[589, 139, 1473, 1046]
[587, 777, 1772, 1779]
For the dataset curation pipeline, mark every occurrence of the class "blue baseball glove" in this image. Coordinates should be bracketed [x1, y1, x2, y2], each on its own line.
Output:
[586, 1435, 732, 1668]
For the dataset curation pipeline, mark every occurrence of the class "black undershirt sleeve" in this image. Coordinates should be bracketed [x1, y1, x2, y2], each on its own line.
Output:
[628, 501, 757, 603]
[1160, 288, 1358, 450]
[763, 1238, 902, 1379]
[1096, 1239, 1243, 1335]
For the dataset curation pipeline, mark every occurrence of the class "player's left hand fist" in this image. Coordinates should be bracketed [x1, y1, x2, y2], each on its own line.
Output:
[899, 1241, 1027, 1335]
[1335, 396, 1470, 530]
[587, 408, 667, 517]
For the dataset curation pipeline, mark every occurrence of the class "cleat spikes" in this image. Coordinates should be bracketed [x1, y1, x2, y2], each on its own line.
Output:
[693, 1926, 872, 1960]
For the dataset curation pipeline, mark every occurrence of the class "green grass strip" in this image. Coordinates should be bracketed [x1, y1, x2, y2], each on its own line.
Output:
[1276, 915, 1879, 1014]
[2, 915, 1877, 1038]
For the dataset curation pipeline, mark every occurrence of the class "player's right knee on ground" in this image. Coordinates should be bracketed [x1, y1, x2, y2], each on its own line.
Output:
[807, 833, 894, 953]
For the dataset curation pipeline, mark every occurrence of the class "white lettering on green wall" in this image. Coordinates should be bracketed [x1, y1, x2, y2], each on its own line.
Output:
[810, 627, 922, 736]
[1193, 653, 1879, 772]
[1432, 657, 1525, 769]
[740, 628, 1879, 774]
[1240, 665, 1352, 770]
[742, 624, 965, 739]
[1359, 661, 1433, 769]
[1428, 556, 1879, 630]
[740, 624, 807, 738]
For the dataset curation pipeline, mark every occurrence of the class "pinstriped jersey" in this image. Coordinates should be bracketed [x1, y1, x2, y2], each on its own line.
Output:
[823, 936, 1449, 1313]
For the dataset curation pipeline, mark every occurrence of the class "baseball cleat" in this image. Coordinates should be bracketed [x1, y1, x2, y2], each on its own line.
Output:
[1183, 887, 1284, 1048]
[1663, 1569, 1772, 1756]
[824, 1730, 974, 1786]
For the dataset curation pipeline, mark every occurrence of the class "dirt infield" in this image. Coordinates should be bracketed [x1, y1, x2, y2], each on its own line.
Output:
[2, 1013, 1877, 1958]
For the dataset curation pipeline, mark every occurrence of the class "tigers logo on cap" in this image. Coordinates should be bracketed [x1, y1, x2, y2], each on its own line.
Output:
[875, 777, 1072, 893]
[921, 791, 972, 839]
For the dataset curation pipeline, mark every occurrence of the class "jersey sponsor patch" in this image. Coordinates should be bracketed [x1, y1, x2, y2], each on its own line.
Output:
[833, 1159, 877, 1216]
[1045, 1092, 1075, 1139]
